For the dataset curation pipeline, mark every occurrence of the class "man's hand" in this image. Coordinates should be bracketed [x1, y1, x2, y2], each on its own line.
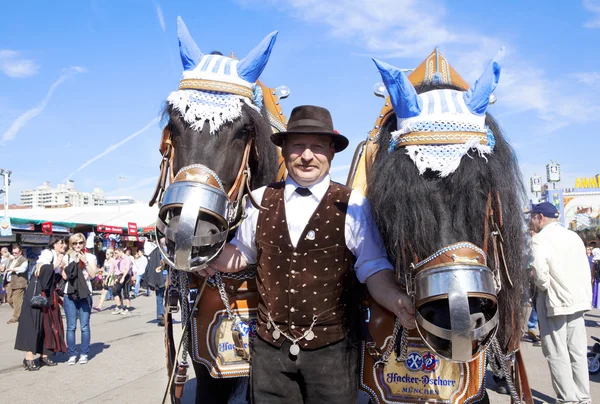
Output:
[391, 290, 416, 329]
[193, 244, 248, 278]
[365, 269, 416, 330]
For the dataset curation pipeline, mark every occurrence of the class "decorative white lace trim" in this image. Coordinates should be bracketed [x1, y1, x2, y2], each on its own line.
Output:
[404, 138, 492, 177]
[167, 89, 260, 134]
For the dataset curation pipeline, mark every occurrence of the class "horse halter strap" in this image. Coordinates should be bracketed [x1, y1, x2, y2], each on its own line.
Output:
[155, 129, 256, 272]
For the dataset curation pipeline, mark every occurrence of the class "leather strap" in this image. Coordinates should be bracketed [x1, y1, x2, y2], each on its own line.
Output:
[276, 149, 287, 182]
[232, 330, 249, 361]
[483, 192, 492, 257]
[173, 362, 189, 399]
[150, 128, 174, 207]
[515, 349, 534, 403]
[164, 277, 178, 404]
[346, 140, 365, 187]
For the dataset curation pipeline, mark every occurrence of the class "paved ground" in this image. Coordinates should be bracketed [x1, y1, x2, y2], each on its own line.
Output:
[0, 292, 598, 403]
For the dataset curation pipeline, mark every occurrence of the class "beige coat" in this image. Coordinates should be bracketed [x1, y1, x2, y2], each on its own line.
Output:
[531, 222, 592, 317]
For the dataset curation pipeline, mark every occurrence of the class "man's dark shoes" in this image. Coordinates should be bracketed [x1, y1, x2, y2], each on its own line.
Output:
[158, 315, 165, 327]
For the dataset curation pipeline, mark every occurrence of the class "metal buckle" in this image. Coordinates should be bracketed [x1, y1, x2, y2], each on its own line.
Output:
[167, 288, 180, 314]
[188, 288, 198, 313]
[367, 341, 382, 360]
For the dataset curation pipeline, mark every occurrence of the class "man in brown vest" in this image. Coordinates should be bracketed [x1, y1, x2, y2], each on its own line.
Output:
[201, 105, 415, 403]
[6, 244, 29, 324]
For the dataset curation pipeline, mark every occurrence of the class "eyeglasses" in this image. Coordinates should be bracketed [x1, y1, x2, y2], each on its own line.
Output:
[72, 241, 85, 246]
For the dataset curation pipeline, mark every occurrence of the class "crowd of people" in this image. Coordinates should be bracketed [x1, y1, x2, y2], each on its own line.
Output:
[0, 234, 166, 371]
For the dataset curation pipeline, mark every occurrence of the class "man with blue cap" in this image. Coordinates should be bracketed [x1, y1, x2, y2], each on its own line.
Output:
[528, 202, 591, 403]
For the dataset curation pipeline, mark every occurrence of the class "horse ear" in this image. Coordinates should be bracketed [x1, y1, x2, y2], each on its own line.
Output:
[463, 47, 505, 116]
[237, 31, 278, 83]
[177, 16, 204, 70]
[373, 58, 422, 119]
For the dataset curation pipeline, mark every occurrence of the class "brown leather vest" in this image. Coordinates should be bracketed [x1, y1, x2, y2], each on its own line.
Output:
[255, 181, 355, 349]
[9, 256, 28, 289]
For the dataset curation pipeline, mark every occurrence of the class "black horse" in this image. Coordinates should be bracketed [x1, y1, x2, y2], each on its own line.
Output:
[156, 17, 282, 404]
[364, 53, 529, 401]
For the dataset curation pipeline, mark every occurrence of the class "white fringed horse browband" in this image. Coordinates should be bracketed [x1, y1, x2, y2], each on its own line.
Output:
[167, 88, 262, 135]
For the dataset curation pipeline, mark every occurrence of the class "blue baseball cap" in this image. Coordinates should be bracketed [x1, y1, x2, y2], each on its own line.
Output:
[527, 202, 559, 218]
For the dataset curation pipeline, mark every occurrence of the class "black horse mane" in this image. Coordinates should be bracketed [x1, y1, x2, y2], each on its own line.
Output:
[367, 82, 527, 347]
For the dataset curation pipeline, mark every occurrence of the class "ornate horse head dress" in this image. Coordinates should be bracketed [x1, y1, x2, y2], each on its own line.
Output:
[154, 17, 280, 273]
[369, 48, 527, 363]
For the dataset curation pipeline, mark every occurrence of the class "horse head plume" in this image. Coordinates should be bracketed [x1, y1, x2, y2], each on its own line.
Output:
[372, 48, 505, 177]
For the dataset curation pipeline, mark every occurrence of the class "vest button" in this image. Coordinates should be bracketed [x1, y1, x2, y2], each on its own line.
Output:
[290, 270, 296, 274]
[290, 289, 297, 294]
[290, 307, 296, 312]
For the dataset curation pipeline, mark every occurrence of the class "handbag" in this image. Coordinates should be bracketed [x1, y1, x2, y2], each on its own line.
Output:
[30, 275, 48, 309]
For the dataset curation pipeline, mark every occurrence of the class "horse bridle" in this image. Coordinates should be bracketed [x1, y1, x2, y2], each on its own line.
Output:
[153, 126, 262, 272]
[397, 192, 507, 363]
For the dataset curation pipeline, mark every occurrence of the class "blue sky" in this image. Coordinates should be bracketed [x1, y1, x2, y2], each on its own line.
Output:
[1, 0, 599, 203]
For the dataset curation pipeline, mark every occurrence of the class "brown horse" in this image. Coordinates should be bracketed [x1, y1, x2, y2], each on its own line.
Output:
[150, 17, 287, 404]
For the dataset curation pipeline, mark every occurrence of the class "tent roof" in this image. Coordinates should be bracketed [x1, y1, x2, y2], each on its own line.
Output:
[6, 203, 158, 230]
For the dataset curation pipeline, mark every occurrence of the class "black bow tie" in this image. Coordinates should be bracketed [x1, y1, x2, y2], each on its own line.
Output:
[295, 187, 312, 197]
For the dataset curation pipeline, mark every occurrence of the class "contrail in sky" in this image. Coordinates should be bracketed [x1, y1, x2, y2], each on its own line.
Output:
[63, 117, 160, 181]
[2, 66, 86, 144]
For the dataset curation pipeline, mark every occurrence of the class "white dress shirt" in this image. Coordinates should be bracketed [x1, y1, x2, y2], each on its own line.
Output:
[135, 256, 148, 276]
[9, 256, 28, 274]
[231, 174, 393, 283]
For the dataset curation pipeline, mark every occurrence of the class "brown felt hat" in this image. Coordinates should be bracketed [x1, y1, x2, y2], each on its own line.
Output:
[270, 105, 349, 152]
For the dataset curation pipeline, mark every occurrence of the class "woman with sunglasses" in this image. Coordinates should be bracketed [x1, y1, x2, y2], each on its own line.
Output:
[61, 233, 97, 365]
[15, 236, 68, 370]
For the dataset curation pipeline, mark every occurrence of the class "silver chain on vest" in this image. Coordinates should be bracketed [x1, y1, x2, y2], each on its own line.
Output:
[266, 312, 318, 357]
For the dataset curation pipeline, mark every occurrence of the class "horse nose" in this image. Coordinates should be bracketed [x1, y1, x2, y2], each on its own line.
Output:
[166, 213, 221, 242]
[195, 213, 221, 238]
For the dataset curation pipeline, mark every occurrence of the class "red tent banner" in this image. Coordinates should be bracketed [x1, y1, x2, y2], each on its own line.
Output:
[41, 222, 53, 235]
[141, 226, 155, 233]
[128, 222, 139, 241]
[97, 225, 123, 234]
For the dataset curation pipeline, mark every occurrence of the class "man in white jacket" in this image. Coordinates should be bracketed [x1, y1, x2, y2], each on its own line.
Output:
[529, 202, 591, 404]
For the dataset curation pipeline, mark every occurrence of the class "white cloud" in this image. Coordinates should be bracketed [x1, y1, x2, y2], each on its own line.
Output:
[0, 50, 39, 78]
[583, 0, 600, 28]
[156, 3, 166, 32]
[569, 72, 600, 85]
[63, 117, 160, 181]
[241, 0, 600, 133]
[2, 66, 86, 144]
[241, 0, 474, 58]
